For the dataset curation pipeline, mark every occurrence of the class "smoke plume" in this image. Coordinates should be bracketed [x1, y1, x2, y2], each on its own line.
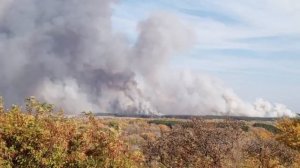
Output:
[0, 0, 296, 117]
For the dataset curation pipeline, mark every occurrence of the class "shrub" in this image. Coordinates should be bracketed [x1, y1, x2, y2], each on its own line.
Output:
[148, 119, 183, 128]
[0, 97, 4, 114]
[241, 125, 250, 132]
[276, 118, 300, 151]
[252, 123, 281, 134]
[142, 119, 245, 168]
[108, 121, 120, 131]
[0, 97, 142, 168]
[217, 120, 249, 132]
[244, 138, 297, 168]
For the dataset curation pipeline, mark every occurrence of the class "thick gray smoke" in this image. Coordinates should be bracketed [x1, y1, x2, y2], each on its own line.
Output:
[0, 0, 296, 117]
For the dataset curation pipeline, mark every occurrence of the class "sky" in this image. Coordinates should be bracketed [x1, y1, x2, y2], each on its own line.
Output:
[111, 0, 300, 112]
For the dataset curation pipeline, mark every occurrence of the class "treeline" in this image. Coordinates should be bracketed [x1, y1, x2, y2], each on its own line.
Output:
[0, 97, 299, 168]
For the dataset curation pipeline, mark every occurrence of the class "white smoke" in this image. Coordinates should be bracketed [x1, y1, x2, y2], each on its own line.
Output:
[254, 98, 295, 117]
[0, 0, 296, 117]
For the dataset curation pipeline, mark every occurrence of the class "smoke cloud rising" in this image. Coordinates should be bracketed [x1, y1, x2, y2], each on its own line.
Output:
[0, 0, 296, 117]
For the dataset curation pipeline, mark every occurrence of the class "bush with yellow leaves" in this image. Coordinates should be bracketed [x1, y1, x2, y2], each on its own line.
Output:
[0, 97, 143, 168]
[276, 117, 300, 151]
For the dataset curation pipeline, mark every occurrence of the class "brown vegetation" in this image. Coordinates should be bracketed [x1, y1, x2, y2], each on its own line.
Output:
[245, 138, 297, 168]
[142, 119, 299, 168]
[0, 97, 299, 167]
[0, 97, 142, 168]
[276, 118, 300, 151]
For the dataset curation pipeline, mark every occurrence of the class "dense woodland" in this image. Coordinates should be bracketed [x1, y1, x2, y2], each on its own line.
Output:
[0, 97, 299, 168]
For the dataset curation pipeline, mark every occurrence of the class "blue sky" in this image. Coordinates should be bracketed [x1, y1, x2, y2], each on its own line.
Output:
[111, 0, 300, 112]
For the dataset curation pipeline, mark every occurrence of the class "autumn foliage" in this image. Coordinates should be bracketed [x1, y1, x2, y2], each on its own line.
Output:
[0, 97, 299, 167]
[142, 119, 299, 168]
[0, 97, 142, 168]
[276, 118, 300, 151]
